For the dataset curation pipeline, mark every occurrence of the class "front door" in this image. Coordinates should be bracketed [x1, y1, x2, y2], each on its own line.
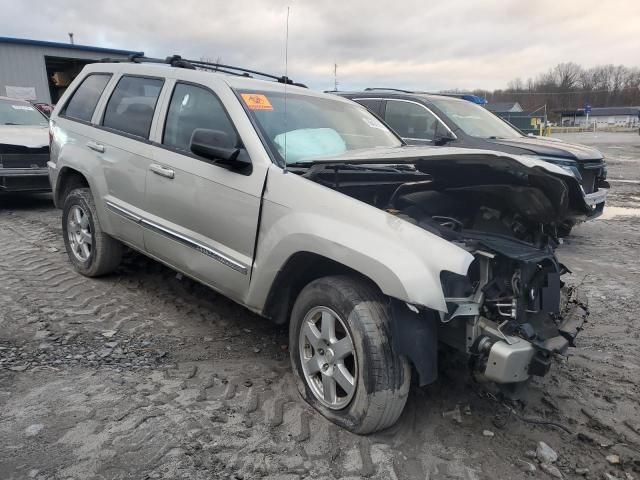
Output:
[143, 81, 266, 302]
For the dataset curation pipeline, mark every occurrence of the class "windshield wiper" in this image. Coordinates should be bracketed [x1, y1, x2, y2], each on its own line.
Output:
[3, 122, 22, 126]
[286, 161, 314, 168]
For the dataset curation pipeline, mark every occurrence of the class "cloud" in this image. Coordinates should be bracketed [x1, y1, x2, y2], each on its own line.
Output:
[2, 0, 639, 91]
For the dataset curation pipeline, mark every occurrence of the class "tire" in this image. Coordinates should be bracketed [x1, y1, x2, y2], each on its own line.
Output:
[289, 275, 411, 434]
[557, 221, 574, 237]
[62, 188, 122, 277]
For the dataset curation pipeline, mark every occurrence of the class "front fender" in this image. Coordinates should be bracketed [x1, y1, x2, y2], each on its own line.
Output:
[246, 166, 474, 312]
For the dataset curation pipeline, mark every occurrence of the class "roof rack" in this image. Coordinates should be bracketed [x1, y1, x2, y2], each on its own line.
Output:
[361, 87, 487, 105]
[363, 87, 421, 94]
[100, 54, 307, 88]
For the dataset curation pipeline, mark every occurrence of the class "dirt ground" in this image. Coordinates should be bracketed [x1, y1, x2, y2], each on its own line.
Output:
[1, 131, 639, 480]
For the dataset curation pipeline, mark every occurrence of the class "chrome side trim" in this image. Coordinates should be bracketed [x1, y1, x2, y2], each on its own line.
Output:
[105, 200, 248, 275]
[140, 219, 248, 275]
[105, 200, 142, 223]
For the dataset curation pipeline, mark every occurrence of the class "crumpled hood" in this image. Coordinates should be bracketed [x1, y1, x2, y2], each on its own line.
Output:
[485, 136, 603, 161]
[0, 125, 49, 149]
[306, 145, 591, 220]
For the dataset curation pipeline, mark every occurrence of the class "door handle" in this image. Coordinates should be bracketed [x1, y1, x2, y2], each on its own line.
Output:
[86, 141, 105, 153]
[149, 164, 175, 179]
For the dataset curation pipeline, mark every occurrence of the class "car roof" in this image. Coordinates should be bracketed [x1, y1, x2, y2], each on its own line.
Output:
[80, 61, 350, 102]
[336, 90, 471, 105]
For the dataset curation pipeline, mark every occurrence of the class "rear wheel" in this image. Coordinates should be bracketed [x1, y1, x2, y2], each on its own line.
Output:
[289, 275, 410, 434]
[62, 188, 122, 277]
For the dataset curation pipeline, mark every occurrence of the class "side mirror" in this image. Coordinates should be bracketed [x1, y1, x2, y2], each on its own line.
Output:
[433, 123, 455, 146]
[190, 129, 241, 165]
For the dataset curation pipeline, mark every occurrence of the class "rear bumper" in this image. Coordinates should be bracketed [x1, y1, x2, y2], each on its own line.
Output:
[0, 167, 51, 192]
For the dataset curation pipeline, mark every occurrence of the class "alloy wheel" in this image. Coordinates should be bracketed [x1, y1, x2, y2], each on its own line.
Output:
[299, 306, 357, 410]
[67, 205, 93, 262]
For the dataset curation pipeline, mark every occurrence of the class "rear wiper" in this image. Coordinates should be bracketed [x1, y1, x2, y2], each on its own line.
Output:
[3, 122, 21, 125]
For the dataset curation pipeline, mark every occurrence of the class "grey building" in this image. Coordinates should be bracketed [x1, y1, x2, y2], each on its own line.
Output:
[560, 106, 640, 127]
[0, 37, 142, 104]
[486, 102, 523, 113]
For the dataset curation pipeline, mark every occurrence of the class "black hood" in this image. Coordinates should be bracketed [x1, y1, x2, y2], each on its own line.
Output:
[485, 136, 603, 162]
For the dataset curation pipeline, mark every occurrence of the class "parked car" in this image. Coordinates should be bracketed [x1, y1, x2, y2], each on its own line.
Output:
[49, 57, 590, 433]
[30, 101, 55, 117]
[0, 96, 51, 193]
[335, 89, 609, 234]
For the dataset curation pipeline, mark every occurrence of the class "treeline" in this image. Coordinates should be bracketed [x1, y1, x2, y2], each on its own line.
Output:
[465, 63, 640, 114]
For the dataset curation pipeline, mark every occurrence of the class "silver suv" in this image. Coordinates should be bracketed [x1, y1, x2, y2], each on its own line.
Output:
[49, 56, 590, 434]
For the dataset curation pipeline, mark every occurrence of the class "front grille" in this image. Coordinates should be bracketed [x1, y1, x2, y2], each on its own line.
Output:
[579, 161, 605, 194]
[0, 153, 50, 169]
[581, 170, 597, 194]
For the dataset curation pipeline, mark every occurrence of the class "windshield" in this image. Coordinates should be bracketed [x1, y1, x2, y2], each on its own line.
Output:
[0, 99, 48, 126]
[237, 90, 401, 164]
[428, 97, 522, 139]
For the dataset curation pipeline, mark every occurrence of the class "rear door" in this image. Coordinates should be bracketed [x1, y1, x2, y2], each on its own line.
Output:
[89, 74, 165, 249]
[143, 80, 267, 302]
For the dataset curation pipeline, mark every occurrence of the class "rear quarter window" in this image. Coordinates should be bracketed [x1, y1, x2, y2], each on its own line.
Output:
[63, 74, 112, 123]
[102, 75, 164, 139]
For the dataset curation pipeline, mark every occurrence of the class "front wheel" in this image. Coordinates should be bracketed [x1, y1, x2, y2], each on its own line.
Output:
[289, 275, 410, 434]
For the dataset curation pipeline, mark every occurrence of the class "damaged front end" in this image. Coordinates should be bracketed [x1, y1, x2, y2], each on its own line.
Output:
[438, 242, 586, 386]
[298, 149, 591, 388]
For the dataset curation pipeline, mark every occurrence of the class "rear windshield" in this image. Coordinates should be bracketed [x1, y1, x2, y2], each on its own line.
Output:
[236, 90, 401, 164]
[0, 99, 48, 126]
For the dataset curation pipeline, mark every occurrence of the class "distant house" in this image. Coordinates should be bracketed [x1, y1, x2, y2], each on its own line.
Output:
[485, 101, 543, 134]
[559, 106, 640, 127]
[486, 102, 523, 113]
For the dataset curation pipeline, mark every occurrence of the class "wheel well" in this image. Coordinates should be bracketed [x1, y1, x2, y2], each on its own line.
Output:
[262, 251, 382, 325]
[55, 167, 89, 207]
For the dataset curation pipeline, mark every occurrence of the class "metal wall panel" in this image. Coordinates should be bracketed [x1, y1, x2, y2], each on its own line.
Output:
[0, 43, 130, 103]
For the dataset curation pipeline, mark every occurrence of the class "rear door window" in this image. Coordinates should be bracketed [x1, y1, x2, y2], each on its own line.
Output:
[102, 75, 164, 139]
[384, 100, 439, 141]
[163, 82, 236, 153]
[63, 74, 111, 122]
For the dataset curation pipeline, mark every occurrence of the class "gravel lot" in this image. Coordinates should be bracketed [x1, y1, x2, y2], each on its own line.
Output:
[1, 131, 639, 480]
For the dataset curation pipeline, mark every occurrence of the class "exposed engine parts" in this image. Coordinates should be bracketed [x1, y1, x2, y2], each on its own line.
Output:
[303, 159, 588, 387]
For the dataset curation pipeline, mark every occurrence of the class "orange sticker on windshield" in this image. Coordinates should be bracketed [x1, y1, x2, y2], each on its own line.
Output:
[241, 93, 273, 110]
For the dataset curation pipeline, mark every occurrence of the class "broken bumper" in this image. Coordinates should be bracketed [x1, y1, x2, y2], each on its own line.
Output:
[584, 188, 607, 218]
[480, 287, 588, 383]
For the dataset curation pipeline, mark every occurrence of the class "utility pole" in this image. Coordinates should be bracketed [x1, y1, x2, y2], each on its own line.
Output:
[334, 62, 338, 91]
[68, 33, 74, 45]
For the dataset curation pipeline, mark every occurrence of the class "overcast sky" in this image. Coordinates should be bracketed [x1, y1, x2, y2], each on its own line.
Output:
[2, 0, 639, 91]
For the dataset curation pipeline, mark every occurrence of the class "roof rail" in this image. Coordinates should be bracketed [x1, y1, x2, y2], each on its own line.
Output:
[100, 54, 307, 88]
[433, 93, 488, 105]
[363, 87, 420, 94]
[363, 87, 488, 105]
